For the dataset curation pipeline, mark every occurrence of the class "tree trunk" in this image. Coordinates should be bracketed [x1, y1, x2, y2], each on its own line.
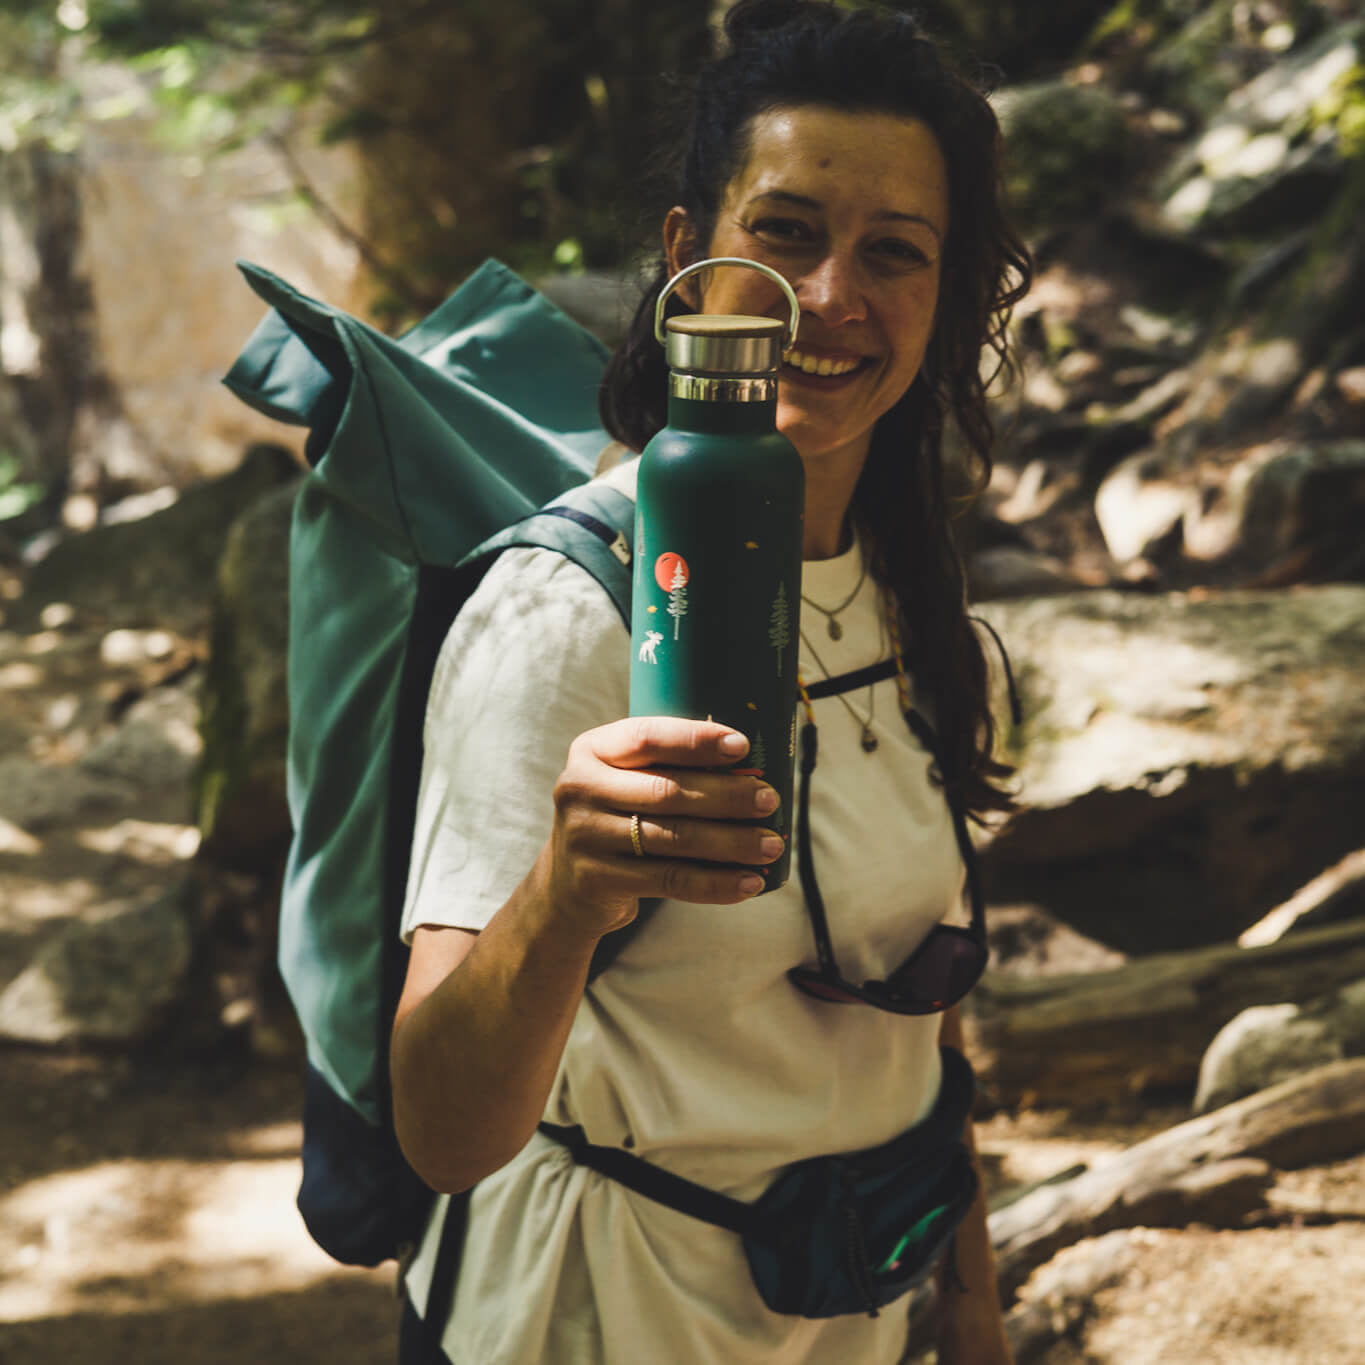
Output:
[1, 139, 129, 513]
[967, 917, 1365, 1107]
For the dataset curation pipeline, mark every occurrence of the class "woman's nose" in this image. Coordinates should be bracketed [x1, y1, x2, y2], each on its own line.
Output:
[796, 253, 867, 327]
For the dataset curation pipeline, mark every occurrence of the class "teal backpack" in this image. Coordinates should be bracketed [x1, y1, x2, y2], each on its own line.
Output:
[223, 259, 643, 1273]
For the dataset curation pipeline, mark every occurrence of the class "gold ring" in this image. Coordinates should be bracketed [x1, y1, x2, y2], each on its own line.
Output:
[629, 813, 645, 858]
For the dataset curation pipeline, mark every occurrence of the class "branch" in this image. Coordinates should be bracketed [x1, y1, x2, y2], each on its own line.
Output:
[264, 129, 429, 319]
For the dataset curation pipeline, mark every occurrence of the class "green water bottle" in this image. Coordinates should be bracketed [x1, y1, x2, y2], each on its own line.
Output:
[629, 258, 804, 891]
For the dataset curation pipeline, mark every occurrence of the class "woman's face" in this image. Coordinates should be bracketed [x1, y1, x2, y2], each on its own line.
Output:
[665, 106, 948, 476]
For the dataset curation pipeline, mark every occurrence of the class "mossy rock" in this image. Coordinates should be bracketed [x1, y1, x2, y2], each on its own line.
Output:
[194, 477, 298, 875]
[15, 444, 300, 635]
[997, 81, 1131, 235]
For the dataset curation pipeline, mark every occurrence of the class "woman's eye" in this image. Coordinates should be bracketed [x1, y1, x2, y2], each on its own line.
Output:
[872, 238, 929, 267]
[749, 217, 814, 245]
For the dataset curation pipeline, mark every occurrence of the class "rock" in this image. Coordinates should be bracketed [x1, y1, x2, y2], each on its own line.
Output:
[1143, 0, 1272, 123]
[0, 755, 132, 833]
[13, 443, 300, 636]
[1194, 979, 1365, 1114]
[1236, 440, 1365, 582]
[996, 81, 1131, 235]
[81, 684, 203, 792]
[985, 903, 1128, 978]
[975, 585, 1365, 952]
[968, 545, 1080, 600]
[0, 881, 196, 1045]
[1160, 21, 1362, 235]
[195, 478, 296, 874]
[536, 269, 642, 348]
[1094, 450, 1202, 564]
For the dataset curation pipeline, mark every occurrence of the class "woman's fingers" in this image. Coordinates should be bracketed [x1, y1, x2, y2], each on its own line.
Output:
[568, 717, 781, 821]
[589, 716, 753, 772]
[549, 716, 786, 911]
[627, 812, 786, 868]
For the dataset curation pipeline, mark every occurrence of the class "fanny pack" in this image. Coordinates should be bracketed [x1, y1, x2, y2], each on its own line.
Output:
[539, 1044, 977, 1319]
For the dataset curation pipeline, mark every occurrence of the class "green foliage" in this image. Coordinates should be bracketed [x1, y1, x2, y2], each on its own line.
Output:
[1312, 61, 1365, 159]
[0, 453, 44, 522]
[0, 6, 80, 151]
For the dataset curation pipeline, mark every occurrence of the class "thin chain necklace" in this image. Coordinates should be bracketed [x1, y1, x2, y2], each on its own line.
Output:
[797, 600, 908, 754]
[801, 550, 867, 641]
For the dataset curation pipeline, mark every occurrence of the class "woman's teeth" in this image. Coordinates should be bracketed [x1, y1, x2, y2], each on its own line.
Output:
[784, 348, 862, 377]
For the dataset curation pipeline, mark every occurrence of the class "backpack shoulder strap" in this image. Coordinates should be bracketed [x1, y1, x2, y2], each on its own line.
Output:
[459, 479, 658, 985]
[462, 480, 636, 626]
[419, 480, 648, 1340]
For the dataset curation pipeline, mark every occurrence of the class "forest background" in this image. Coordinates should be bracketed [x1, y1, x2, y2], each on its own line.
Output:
[2, 1, 1365, 1362]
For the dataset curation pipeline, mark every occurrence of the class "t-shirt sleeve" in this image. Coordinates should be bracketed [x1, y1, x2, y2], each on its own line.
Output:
[401, 545, 630, 941]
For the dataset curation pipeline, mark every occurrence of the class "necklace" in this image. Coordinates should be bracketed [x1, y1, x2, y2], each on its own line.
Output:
[799, 622, 883, 753]
[801, 551, 867, 640]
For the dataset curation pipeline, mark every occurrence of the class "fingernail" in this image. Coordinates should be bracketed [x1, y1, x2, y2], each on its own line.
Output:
[760, 836, 785, 859]
[754, 787, 779, 813]
[738, 875, 765, 896]
[719, 733, 749, 756]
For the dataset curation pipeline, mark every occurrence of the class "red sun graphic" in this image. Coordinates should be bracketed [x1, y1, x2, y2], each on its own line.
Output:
[654, 552, 690, 592]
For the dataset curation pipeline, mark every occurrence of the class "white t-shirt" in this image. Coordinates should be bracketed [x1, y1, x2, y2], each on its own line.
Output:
[401, 459, 964, 1364]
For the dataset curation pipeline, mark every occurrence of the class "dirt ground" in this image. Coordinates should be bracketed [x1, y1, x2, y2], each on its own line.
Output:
[4, 1043, 1365, 1365]
[2, 595, 1364, 1364]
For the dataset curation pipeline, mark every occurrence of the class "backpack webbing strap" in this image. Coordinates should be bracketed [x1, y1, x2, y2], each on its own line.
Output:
[537, 1123, 755, 1235]
[417, 1189, 469, 1361]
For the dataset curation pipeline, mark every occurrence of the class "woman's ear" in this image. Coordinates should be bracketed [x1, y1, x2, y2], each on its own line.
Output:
[663, 207, 704, 309]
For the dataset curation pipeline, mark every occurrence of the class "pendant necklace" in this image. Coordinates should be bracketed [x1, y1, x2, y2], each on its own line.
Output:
[799, 615, 901, 754]
[801, 551, 867, 641]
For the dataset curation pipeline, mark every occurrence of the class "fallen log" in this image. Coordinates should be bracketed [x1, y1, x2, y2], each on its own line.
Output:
[967, 916, 1365, 1107]
[906, 1054, 1365, 1357]
[1004, 1229, 1141, 1364]
[988, 1058, 1365, 1303]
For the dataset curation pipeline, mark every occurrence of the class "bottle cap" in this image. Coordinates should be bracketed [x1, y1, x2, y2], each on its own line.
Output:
[665, 315, 786, 377]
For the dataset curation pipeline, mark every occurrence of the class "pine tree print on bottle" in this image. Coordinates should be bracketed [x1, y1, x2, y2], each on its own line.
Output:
[768, 582, 791, 675]
[667, 560, 689, 640]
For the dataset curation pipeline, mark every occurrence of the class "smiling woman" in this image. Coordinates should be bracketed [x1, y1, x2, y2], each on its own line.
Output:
[391, 4, 1032, 1364]
[664, 106, 950, 552]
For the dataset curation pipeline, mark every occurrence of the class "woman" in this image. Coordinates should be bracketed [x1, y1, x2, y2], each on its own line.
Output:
[391, 2, 1030, 1361]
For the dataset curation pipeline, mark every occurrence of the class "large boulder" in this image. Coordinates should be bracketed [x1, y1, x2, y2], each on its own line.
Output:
[195, 477, 297, 875]
[1159, 21, 1362, 236]
[13, 443, 300, 636]
[0, 880, 197, 1046]
[975, 585, 1365, 953]
[1194, 982, 1365, 1113]
[1093, 439, 1365, 583]
[996, 81, 1132, 236]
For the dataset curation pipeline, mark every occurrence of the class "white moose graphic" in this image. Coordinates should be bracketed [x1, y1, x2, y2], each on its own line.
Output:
[638, 630, 664, 665]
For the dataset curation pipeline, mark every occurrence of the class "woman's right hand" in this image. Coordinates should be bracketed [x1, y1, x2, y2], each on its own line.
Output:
[542, 716, 785, 938]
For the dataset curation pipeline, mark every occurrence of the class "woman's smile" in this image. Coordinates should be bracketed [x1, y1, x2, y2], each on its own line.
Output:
[664, 105, 949, 480]
[783, 346, 870, 380]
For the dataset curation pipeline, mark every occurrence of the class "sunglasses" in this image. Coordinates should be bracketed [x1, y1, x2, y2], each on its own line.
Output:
[787, 716, 988, 1016]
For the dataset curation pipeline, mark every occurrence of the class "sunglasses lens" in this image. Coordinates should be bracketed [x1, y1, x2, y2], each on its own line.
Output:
[885, 930, 986, 1008]
[788, 967, 864, 1005]
[790, 931, 987, 1015]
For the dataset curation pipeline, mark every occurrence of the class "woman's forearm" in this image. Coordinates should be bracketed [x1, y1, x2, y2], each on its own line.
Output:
[389, 716, 779, 1195]
[390, 847, 604, 1194]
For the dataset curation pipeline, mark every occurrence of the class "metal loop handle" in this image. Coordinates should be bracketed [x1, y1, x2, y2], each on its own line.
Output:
[653, 257, 800, 351]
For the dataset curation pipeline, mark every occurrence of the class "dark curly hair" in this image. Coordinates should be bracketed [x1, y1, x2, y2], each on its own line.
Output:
[600, 0, 1031, 818]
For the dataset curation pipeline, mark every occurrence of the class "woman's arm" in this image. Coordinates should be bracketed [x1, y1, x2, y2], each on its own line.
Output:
[934, 1004, 1014, 1364]
[390, 715, 784, 1194]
